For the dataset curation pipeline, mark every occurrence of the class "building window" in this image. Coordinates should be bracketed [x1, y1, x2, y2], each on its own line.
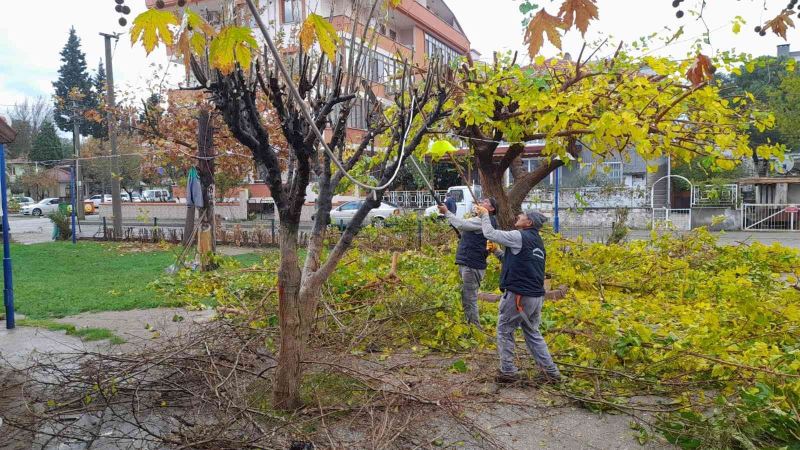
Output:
[580, 161, 623, 185]
[344, 45, 399, 86]
[389, 29, 397, 40]
[424, 33, 461, 65]
[346, 99, 367, 130]
[282, 0, 300, 24]
[368, 51, 397, 84]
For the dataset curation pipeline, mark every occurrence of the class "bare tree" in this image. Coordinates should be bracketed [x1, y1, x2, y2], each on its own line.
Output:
[154, 0, 455, 408]
[6, 96, 53, 159]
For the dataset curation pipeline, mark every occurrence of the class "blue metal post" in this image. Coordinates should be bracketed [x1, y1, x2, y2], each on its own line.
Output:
[0, 143, 15, 329]
[71, 166, 77, 244]
[553, 166, 560, 233]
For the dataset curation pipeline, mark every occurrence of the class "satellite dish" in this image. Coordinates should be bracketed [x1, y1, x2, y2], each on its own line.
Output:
[772, 155, 795, 175]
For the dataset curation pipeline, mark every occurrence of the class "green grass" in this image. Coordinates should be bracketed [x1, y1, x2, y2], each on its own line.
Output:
[17, 319, 126, 345]
[11, 241, 271, 319]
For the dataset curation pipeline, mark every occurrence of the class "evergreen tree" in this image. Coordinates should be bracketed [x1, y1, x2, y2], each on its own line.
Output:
[29, 121, 64, 164]
[52, 27, 94, 136]
[89, 59, 108, 138]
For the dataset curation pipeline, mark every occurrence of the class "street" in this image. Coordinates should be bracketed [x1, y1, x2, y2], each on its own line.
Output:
[5, 216, 53, 245]
[5, 214, 798, 248]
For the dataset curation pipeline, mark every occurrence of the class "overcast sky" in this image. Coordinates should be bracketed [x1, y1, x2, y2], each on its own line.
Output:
[1, 0, 798, 118]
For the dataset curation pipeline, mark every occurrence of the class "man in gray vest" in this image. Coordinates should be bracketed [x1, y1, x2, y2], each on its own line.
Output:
[438, 197, 498, 326]
[475, 207, 562, 384]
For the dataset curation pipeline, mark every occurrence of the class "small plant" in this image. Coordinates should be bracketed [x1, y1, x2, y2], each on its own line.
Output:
[48, 210, 72, 240]
[8, 198, 20, 213]
[606, 208, 630, 244]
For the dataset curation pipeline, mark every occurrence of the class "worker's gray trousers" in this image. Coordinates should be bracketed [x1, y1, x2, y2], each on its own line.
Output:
[496, 291, 561, 377]
[458, 265, 484, 325]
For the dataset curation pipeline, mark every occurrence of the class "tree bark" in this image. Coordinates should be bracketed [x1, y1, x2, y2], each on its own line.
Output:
[197, 111, 216, 266]
[182, 205, 196, 246]
[474, 140, 579, 229]
[271, 223, 321, 410]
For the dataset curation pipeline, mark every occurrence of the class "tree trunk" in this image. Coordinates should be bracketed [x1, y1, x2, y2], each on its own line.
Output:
[197, 110, 216, 268]
[478, 165, 516, 229]
[272, 223, 321, 410]
[182, 205, 195, 246]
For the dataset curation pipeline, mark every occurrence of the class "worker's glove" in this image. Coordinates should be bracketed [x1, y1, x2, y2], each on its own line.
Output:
[486, 241, 497, 253]
[473, 206, 488, 217]
[437, 204, 448, 215]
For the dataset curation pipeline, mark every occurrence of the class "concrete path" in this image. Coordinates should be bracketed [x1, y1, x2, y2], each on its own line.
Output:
[6, 216, 53, 245]
[0, 326, 88, 368]
[53, 307, 215, 347]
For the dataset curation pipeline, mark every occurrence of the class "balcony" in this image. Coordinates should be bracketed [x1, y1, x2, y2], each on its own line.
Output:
[329, 15, 414, 59]
[144, 0, 235, 8]
[395, 0, 469, 53]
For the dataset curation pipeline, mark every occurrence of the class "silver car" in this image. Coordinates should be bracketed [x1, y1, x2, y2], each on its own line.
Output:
[21, 198, 61, 216]
[328, 201, 400, 227]
[13, 196, 35, 208]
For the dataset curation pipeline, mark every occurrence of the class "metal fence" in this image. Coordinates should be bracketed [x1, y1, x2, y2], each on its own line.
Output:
[382, 190, 448, 209]
[742, 204, 800, 231]
[652, 208, 692, 231]
[77, 215, 454, 250]
[692, 184, 738, 207]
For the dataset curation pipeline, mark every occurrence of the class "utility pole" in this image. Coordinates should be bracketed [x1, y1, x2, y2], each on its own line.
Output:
[72, 101, 85, 220]
[101, 32, 122, 238]
[0, 119, 16, 329]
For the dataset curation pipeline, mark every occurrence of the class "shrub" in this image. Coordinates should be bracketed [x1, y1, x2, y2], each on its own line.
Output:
[48, 210, 72, 240]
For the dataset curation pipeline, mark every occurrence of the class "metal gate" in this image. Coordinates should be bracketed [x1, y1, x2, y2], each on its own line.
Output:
[652, 208, 692, 230]
[742, 204, 799, 231]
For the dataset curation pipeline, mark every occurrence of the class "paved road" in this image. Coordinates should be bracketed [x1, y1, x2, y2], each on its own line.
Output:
[6, 214, 799, 248]
[5, 216, 53, 245]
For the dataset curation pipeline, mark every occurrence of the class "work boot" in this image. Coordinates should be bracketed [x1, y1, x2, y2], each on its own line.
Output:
[468, 319, 483, 331]
[494, 371, 523, 385]
[531, 371, 562, 385]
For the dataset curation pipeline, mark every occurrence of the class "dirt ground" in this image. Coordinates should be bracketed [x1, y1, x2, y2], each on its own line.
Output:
[0, 307, 676, 449]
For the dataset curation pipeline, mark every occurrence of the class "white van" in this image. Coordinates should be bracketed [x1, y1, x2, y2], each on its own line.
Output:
[142, 189, 171, 203]
[425, 185, 482, 219]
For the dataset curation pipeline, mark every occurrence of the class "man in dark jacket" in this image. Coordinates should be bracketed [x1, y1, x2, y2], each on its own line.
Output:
[438, 197, 498, 326]
[476, 207, 561, 384]
[444, 192, 457, 214]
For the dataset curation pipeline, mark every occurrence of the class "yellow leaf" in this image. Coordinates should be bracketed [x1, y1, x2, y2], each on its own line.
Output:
[190, 33, 206, 56]
[185, 8, 215, 37]
[299, 13, 341, 61]
[426, 140, 457, 161]
[130, 8, 179, 55]
[209, 26, 258, 75]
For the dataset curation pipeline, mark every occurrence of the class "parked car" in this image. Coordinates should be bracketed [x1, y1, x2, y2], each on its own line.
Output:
[328, 201, 401, 228]
[21, 198, 61, 216]
[142, 189, 171, 202]
[12, 196, 35, 208]
[89, 194, 112, 208]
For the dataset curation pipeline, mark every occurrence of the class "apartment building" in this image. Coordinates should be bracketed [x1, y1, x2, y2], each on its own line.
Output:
[145, 0, 470, 135]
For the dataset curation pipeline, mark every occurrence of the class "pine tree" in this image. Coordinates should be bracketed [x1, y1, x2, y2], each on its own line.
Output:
[52, 27, 94, 136]
[29, 121, 64, 164]
[89, 59, 108, 139]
